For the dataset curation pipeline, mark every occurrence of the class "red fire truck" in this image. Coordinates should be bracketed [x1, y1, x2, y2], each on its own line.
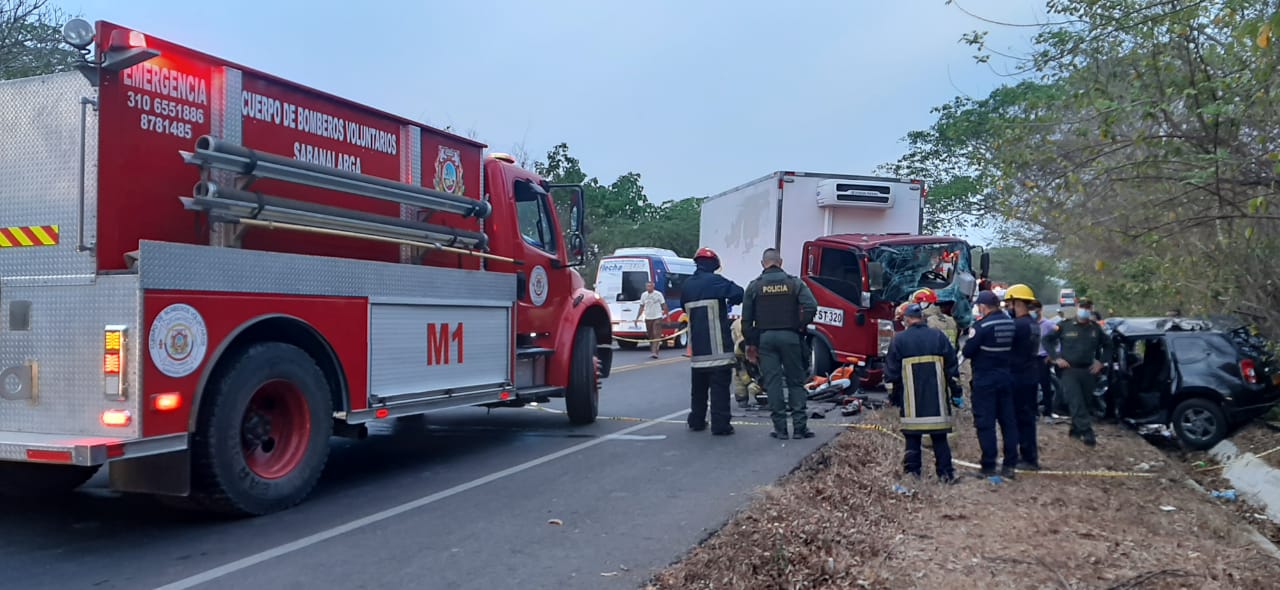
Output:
[0, 19, 613, 516]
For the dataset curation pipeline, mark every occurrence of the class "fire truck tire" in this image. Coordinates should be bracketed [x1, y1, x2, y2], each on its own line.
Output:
[190, 342, 333, 516]
[0, 462, 99, 497]
[566, 326, 600, 425]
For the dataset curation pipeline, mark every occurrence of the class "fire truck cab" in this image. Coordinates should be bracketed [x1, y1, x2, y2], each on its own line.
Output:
[0, 20, 612, 515]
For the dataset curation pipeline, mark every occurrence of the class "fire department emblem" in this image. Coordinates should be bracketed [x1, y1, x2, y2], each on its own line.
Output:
[148, 303, 209, 378]
[433, 146, 465, 196]
[530, 265, 549, 306]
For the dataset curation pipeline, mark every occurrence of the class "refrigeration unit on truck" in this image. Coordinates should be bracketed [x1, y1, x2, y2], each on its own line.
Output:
[699, 171, 985, 384]
[0, 19, 614, 516]
[594, 248, 694, 350]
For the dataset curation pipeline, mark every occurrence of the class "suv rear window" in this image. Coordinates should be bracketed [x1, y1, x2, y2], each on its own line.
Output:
[1171, 334, 1237, 367]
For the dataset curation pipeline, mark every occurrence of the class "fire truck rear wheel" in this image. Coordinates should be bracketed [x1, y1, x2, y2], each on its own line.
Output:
[0, 462, 100, 497]
[191, 342, 333, 516]
[566, 326, 600, 425]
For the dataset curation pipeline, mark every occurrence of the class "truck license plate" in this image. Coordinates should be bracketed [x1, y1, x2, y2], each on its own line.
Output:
[815, 306, 844, 327]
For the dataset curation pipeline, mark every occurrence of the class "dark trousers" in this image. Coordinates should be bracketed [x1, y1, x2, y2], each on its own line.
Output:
[905, 432, 954, 478]
[689, 366, 733, 432]
[1013, 375, 1039, 465]
[758, 330, 809, 434]
[1059, 368, 1097, 438]
[1037, 359, 1055, 416]
[971, 373, 1019, 471]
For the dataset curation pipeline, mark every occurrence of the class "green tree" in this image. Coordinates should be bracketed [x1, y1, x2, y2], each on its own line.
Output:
[986, 247, 1060, 305]
[0, 1, 80, 80]
[533, 143, 703, 286]
[887, 0, 1280, 334]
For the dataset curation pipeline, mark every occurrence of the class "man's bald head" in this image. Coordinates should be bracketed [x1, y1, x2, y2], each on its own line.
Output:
[761, 248, 782, 268]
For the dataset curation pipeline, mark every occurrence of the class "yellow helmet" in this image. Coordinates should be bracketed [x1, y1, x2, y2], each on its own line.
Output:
[1004, 283, 1037, 302]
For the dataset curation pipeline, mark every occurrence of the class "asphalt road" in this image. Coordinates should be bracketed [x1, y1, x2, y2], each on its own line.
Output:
[0, 350, 845, 590]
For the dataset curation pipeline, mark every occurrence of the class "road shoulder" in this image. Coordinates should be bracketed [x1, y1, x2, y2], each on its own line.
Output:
[650, 410, 1280, 589]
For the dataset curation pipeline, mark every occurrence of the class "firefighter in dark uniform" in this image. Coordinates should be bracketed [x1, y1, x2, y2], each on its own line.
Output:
[1042, 303, 1112, 447]
[885, 303, 963, 481]
[679, 247, 745, 436]
[1004, 284, 1042, 470]
[961, 290, 1020, 478]
[741, 248, 818, 440]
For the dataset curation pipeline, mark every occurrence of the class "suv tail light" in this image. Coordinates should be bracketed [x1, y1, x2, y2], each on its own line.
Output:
[1240, 358, 1259, 384]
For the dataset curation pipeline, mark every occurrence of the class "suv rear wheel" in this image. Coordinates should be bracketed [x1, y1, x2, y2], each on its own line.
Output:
[1171, 397, 1228, 451]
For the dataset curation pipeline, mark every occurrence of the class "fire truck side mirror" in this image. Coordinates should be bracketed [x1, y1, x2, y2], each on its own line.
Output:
[980, 251, 991, 278]
[568, 232, 586, 267]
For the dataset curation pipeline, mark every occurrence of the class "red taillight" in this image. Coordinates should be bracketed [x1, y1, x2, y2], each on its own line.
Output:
[104, 352, 122, 374]
[1241, 359, 1259, 384]
[152, 393, 182, 412]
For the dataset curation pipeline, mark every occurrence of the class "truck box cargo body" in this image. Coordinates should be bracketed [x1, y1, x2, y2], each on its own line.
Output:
[700, 171, 978, 383]
[0, 20, 612, 515]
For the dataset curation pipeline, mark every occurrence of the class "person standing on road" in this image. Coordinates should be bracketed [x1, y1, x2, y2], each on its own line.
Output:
[961, 290, 1020, 478]
[885, 303, 963, 482]
[635, 281, 668, 359]
[1030, 301, 1059, 420]
[679, 248, 744, 436]
[914, 288, 959, 346]
[741, 248, 818, 440]
[730, 317, 763, 409]
[1004, 285, 1042, 471]
[1042, 305, 1111, 447]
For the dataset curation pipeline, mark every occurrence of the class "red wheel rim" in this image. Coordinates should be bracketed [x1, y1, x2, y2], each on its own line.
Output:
[241, 379, 311, 480]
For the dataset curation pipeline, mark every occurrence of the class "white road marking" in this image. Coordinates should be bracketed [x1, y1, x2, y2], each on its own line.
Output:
[152, 407, 690, 590]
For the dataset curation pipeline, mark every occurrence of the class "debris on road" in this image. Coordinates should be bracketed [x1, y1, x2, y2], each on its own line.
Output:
[547, 519, 564, 526]
[651, 410, 1280, 589]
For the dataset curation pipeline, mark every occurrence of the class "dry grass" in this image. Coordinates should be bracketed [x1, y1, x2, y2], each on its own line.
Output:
[650, 410, 1280, 589]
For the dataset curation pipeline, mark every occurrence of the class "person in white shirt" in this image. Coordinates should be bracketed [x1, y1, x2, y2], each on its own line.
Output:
[636, 282, 668, 358]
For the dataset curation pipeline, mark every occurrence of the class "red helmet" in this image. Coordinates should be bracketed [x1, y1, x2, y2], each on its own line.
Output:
[911, 288, 938, 305]
[694, 247, 719, 264]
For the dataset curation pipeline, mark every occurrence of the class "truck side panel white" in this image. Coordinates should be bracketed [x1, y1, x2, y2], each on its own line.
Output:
[0, 275, 142, 441]
[698, 176, 779, 289]
[0, 72, 98, 284]
[368, 300, 511, 400]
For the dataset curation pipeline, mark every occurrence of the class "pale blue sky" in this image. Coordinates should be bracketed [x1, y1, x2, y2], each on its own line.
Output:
[65, 0, 1044, 244]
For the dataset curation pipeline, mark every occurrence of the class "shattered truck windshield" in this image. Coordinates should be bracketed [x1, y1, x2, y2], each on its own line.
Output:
[868, 241, 973, 308]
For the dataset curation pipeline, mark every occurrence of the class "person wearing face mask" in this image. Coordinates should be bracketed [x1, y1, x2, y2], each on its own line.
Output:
[1003, 285, 1042, 471]
[1029, 301, 1059, 420]
[1042, 303, 1112, 447]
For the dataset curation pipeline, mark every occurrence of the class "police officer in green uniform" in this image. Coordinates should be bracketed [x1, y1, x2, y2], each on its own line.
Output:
[1042, 305, 1112, 447]
[741, 248, 818, 440]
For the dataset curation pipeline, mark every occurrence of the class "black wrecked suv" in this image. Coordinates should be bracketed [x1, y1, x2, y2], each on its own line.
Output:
[1100, 317, 1280, 450]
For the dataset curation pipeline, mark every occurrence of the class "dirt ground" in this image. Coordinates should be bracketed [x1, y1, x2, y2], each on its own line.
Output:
[650, 410, 1280, 589]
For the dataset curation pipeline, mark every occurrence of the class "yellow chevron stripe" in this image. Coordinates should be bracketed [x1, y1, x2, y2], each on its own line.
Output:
[28, 226, 55, 245]
[8, 228, 32, 246]
[0, 232, 11, 248]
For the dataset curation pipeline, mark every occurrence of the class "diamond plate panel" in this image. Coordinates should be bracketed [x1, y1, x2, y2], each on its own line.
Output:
[209, 67, 241, 248]
[368, 301, 511, 398]
[0, 72, 99, 284]
[0, 274, 142, 438]
[138, 240, 516, 300]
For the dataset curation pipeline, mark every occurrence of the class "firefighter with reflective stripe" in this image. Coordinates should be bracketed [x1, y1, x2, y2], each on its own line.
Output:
[679, 247, 745, 435]
[742, 248, 818, 440]
[885, 303, 962, 481]
[1004, 284, 1042, 470]
[961, 290, 1020, 478]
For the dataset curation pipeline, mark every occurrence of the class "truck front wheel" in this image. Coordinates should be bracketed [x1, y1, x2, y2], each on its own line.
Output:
[565, 326, 600, 425]
[190, 342, 333, 516]
[0, 462, 99, 497]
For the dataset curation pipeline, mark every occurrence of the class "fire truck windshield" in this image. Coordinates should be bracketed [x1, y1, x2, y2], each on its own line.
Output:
[867, 241, 972, 304]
